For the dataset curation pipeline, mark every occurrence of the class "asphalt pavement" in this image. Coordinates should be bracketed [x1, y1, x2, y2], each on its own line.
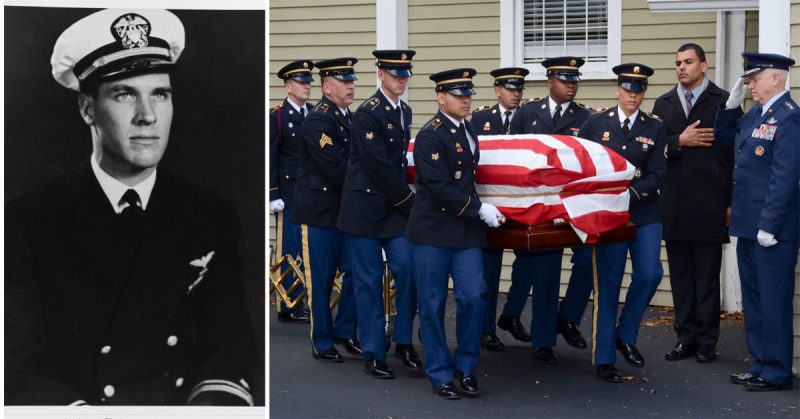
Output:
[269, 294, 799, 418]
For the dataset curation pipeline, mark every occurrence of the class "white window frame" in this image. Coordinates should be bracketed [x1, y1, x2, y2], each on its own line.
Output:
[500, 0, 621, 81]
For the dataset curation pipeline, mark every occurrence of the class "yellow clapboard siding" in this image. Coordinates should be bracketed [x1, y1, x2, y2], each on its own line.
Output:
[409, 3, 499, 20]
[271, 19, 375, 34]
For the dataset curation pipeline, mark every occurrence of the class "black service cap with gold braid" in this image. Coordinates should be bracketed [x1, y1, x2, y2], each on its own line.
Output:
[317, 57, 358, 81]
[278, 60, 315, 83]
[429, 68, 477, 96]
[612, 63, 654, 92]
[541, 56, 584, 82]
[490, 67, 528, 90]
[373, 49, 415, 77]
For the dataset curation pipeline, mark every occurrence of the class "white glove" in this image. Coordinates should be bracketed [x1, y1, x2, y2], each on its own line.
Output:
[757, 229, 777, 247]
[725, 77, 746, 110]
[479, 203, 504, 228]
[269, 199, 285, 213]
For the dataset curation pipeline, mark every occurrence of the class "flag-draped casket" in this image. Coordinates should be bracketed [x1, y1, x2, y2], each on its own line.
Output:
[407, 134, 637, 249]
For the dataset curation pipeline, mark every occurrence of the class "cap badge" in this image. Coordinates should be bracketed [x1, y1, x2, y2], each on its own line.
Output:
[112, 13, 151, 49]
[755, 145, 765, 156]
[401, 53, 407, 60]
[347, 60, 353, 66]
[570, 59, 577, 66]
[462, 71, 469, 78]
[303, 62, 309, 68]
[514, 70, 521, 75]
[633, 66, 640, 74]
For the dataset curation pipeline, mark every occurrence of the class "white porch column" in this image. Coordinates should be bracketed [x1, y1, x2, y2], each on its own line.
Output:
[758, 0, 791, 88]
[376, 0, 409, 99]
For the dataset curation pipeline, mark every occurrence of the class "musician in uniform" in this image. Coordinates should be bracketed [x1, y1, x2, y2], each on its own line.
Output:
[407, 68, 504, 399]
[506, 57, 596, 362]
[5, 9, 257, 405]
[270, 60, 315, 323]
[338, 49, 420, 379]
[577, 63, 667, 383]
[293, 57, 361, 362]
[715, 52, 799, 392]
[471, 66, 529, 352]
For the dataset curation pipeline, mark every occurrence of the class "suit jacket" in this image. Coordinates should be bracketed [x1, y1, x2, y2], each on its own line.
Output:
[405, 111, 486, 248]
[5, 160, 258, 405]
[471, 103, 511, 135]
[337, 89, 414, 238]
[509, 97, 592, 136]
[652, 81, 735, 242]
[714, 92, 800, 240]
[578, 107, 667, 226]
[269, 98, 314, 207]
[292, 95, 352, 228]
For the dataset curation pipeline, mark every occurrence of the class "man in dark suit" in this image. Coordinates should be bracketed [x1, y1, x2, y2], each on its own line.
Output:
[407, 68, 504, 399]
[293, 57, 361, 362]
[270, 60, 315, 323]
[338, 49, 420, 379]
[652, 43, 736, 364]
[5, 9, 257, 405]
[715, 52, 799, 392]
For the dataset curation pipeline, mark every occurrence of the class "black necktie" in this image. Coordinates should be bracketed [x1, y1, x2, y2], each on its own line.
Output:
[299, 107, 305, 120]
[395, 106, 403, 130]
[120, 189, 144, 246]
[503, 110, 512, 134]
[552, 105, 562, 127]
[622, 117, 630, 138]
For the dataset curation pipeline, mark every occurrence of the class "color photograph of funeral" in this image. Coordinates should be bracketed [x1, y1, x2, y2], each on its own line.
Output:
[5, 5, 265, 408]
[268, 1, 799, 416]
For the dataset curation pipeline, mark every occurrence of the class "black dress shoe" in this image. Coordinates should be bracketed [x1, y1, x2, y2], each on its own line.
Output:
[480, 333, 505, 351]
[729, 372, 755, 385]
[454, 371, 479, 397]
[596, 364, 622, 383]
[276, 305, 310, 323]
[531, 347, 558, 365]
[497, 315, 531, 342]
[745, 377, 783, 392]
[433, 382, 461, 400]
[395, 343, 422, 369]
[557, 317, 587, 349]
[664, 342, 697, 361]
[616, 337, 645, 367]
[695, 351, 718, 363]
[312, 347, 343, 363]
[364, 359, 396, 379]
[333, 337, 363, 358]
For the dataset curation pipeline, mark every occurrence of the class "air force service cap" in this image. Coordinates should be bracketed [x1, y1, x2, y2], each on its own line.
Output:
[612, 63, 654, 92]
[741, 51, 796, 77]
[317, 57, 358, 81]
[373, 49, 415, 77]
[490, 67, 528, 90]
[52, 9, 185, 92]
[430, 68, 477, 96]
[541, 56, 584, 82]
[278, 60, 315, 83]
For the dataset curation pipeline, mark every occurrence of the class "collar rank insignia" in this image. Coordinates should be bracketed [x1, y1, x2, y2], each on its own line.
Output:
[484, 121, 491, 131]
[365, 132, 374, 140]
[385, 106, 391, 111]
[786, 102, 794, 110]
[319, 133, 333, 148]
[541, 104, 547, 109]
[491, 109, 497, 114]
[450, 128, 456, 134]
[432, 153, 440, 161]
[113, 13, 151, 49]
[767, 117, 777, 124]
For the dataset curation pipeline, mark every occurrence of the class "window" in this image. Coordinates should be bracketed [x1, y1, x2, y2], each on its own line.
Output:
[501, 0, 621, 80]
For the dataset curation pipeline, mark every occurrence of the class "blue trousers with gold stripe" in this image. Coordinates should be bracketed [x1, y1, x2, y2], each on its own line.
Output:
[592, 223, 663, 365]
[414, 245, 486, 388]
[300, 225, 358, 352]
[274, 207, 305, 313]
[558, 247, 594, 325]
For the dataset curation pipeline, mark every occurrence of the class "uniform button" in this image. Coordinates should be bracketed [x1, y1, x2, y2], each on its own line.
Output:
[285, 175, 290, 179]
[733, 181, 737, 185]
[622, 145, 627, 150]
[167, 335, 178, 347]
[323, 187, 328, 191]
[458, 161, 462, 165]
[738, 149, 742, 153]
[389, 138, 394, 142]
[366, 188, 371, 193]
[291, 133, 295, 137]
[175, 377, 184, 388]
[442, 208, 446, 212]
[734, 164, 738, 169]
[104, 385, 115, 398]
[100, 345, 111, 355]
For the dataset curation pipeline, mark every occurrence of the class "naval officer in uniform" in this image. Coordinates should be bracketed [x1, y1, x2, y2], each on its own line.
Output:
[577, 63, 667, 383]
[715, 52, 799, 392]
[338, 49, 421, 379]
[270, 60, 315, 323]
[407, 68, 505, 399]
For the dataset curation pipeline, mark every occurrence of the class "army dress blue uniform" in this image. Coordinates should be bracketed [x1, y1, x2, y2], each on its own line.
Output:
[292, 59, 359, 357]
[714, 52, 799, 390]
[577, 64, 667, 371]
[338, 49, 419, 373]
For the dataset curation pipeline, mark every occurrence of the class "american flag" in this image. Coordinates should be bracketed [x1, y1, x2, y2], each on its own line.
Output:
[408, 134, 636, 244]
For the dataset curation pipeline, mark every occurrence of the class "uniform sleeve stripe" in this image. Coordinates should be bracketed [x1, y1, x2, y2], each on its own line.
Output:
[457, 196, 471, 217]
[393, 191, 413, 207]
[188, 379, 254, 406]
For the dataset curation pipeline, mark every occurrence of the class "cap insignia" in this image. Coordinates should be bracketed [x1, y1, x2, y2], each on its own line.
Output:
[462, 71, 469, 78]
[633, 66, 640, 74]
[514, 69, 521, 75]
[112, 13, 151, 49]
[570, 59, 576, 66]
[303, 62, 309, 68]
[401, 53, 407, 60]
[347, 60, 353, 66]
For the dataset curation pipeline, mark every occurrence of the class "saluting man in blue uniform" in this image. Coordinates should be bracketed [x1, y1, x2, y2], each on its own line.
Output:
[293, 57, 361, 362]
[715, 52, 799, 392]
[270, 60, 315, 323]
[577, 63, 667, 383]
[471, 66, 529, 352]
[338, 49, 420, 379]
[407, 68, 505, 399]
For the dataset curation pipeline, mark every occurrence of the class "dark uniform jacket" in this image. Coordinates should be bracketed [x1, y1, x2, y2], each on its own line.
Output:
[269, 98, 314, 207]
[652, 81, 734, 242]
[405, 111, 486, 248]
[510, 97, 592, 136]
[292, 95, 352, 228]
[5, 160, 257, 405]
[715, 92, 800, 240]
[471, 103, 512, 135]
[337, 89, 414, 238]
[578, 107, 667, 226]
